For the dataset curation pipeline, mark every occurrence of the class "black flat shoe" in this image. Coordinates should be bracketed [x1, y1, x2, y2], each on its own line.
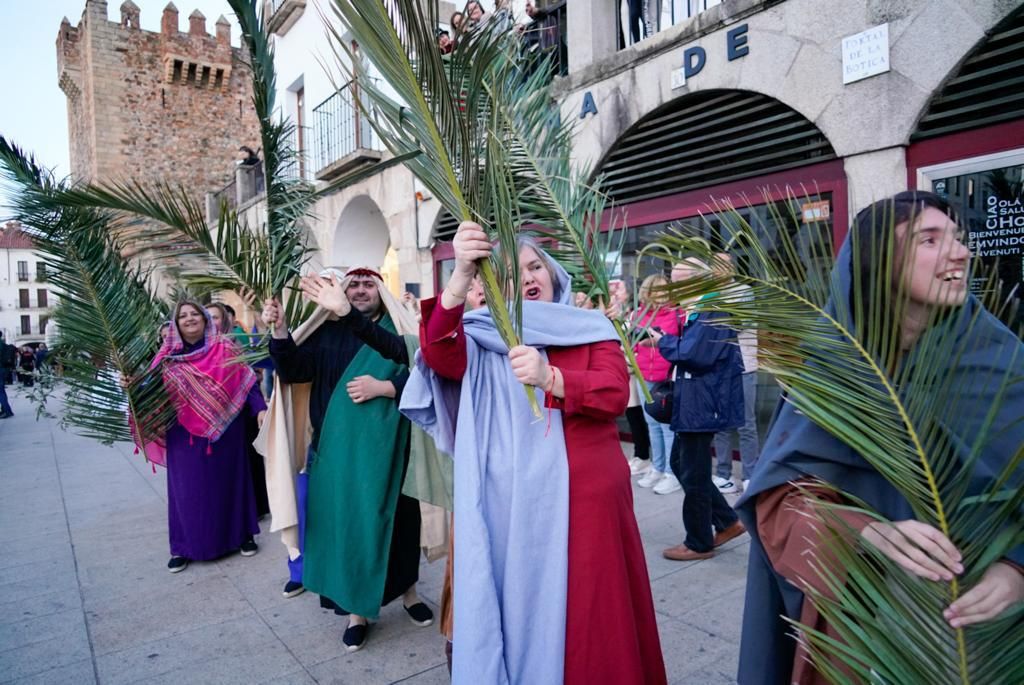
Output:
[404, 602, 434, 627]
[282, 580, 305, 598]
[240, 538, 258, 557]
[167, 556, 188, 573]
[342, 622, 369, 652]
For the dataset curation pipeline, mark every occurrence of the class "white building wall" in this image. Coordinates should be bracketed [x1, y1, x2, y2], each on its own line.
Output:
[0, 246, 56, 346]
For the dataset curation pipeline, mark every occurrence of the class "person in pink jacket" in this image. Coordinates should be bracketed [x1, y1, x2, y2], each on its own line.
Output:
[632, 274, 684, 494]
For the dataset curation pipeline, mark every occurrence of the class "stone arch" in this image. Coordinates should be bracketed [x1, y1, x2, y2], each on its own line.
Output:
[330, 194, 390, 271]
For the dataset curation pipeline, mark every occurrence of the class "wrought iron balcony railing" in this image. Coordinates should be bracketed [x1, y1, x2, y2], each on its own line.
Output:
[312, 79, 383, 181]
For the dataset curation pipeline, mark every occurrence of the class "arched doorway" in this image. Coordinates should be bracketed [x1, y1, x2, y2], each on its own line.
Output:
[594, 89, 843, 446]
[331, 194, 399, 294]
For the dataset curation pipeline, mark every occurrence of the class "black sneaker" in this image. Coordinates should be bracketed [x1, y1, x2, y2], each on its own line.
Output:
[240, 538, 258, 557]
[403, 602, 434, 627]
[282, 580, 305, 598]
[342, 622, 369, 652]
[167, 556, 188, 573]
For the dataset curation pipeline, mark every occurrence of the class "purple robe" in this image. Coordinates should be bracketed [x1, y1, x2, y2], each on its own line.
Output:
[166, 384, 265, 560]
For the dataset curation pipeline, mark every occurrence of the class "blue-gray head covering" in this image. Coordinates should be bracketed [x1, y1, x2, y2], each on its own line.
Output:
[400, 240, 619, 683]
[738, 213, 1024, 552]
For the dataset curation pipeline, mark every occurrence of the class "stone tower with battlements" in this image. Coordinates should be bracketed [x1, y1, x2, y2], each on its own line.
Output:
[57, 0, 260, 197]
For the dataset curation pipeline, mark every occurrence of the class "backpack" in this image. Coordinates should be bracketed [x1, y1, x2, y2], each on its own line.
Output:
[642, 308, 685, 424]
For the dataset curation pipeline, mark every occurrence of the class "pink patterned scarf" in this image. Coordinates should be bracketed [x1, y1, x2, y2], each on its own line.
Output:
[136, 304, 257, 466]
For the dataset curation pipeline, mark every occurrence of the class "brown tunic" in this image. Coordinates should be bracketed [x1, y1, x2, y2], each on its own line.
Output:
[755, 480, 873, 685]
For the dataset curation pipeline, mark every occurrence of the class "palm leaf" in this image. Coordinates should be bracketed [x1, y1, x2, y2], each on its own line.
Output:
[325, 0, 542, 414]
[646, 190, 1023, 683]
[0, 137, 174, 448]
[485, 54, 650, 399]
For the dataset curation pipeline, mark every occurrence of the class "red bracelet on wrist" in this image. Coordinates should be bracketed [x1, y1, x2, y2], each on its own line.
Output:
[544, 366, 558, 394]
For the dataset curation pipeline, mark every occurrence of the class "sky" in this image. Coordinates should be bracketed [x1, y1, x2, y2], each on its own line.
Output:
[0, 0, 236, 180]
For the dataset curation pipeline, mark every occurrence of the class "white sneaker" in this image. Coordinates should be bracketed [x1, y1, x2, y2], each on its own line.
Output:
[742, 479, 750, 492]
[637, 469, 663, 488]
[653, 474, 682, 495]
[713, 475, 739, 494]
[628, 457, 651, 476]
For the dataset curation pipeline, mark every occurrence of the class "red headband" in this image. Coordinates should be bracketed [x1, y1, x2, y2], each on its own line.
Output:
[345, 267, 383, 281]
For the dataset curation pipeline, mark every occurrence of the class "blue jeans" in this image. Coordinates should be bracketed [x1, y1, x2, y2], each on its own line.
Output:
[641, 380, 674, 473]
[0, 375, 11, 415]
[714, 372, 760, 481]
[261, 369, 274, 401]
[671, 432, 739, 553]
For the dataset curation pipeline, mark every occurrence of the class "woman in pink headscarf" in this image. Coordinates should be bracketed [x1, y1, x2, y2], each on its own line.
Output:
[143, 300, 266, 573]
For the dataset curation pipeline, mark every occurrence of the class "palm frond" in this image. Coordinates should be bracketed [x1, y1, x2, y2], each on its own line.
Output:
[485, 54, 650, 398]
[326, 0, 540, 414]
[0, 137, 174, 448]
[645, 190, 1024, 682]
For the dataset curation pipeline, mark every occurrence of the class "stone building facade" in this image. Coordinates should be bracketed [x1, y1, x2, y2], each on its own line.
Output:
[57, 0, 260, 196]
[557, 0, 1023, 263]
[254, 0, 444, 300]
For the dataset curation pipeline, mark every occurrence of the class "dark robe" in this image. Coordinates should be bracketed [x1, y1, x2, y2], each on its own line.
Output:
[269, 308, 420, 612]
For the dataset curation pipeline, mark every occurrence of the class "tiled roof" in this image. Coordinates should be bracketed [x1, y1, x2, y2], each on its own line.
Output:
[0, 226, 35, 250]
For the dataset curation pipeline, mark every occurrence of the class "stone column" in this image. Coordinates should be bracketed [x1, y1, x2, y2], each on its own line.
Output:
[842, 147, 909, 219]
[567, 0, 618, 74]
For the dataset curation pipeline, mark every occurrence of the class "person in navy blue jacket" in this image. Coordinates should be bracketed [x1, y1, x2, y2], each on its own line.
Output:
[653, 259, 748, 561]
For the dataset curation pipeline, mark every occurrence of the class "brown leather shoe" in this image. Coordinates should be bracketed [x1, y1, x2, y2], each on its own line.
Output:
[713, 521, 747, 548]
[662, 544, 714, 561]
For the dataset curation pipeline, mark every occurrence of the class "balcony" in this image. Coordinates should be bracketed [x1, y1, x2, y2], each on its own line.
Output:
[265, 0, 306, 36]
[312, 79, 383, 182]
[618, 0, 724, 49]
[522, 1, 568, 78]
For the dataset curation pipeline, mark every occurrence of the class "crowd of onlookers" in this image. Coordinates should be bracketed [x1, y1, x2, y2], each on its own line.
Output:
[0, 333, 49, 419]
[436, 1, 568, 76]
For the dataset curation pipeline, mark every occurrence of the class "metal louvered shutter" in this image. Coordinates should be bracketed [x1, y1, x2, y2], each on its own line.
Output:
[432, 210, 461, 242]
[911, 7, 1024, 141]
[598, 89, 836, 205]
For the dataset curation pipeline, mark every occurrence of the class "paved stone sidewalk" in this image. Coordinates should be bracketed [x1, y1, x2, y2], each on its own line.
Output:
[0, 387, 748, 684]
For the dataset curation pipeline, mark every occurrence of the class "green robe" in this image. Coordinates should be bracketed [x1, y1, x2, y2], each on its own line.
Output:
[301, 314, 410, 619]
[400, 337, 454, 512]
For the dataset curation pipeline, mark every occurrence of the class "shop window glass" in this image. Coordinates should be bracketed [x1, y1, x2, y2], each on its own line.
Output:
[934, 163, 1023, 319]
[617, 192, 834, 300]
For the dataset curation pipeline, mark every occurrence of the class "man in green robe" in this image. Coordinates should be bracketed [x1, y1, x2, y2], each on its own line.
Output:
[264, 266, 433, 652]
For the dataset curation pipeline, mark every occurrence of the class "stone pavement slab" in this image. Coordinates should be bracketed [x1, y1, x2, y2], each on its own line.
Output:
[0, 387, 749, 684]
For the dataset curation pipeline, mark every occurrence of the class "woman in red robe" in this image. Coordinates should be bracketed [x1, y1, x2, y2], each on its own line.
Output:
[414, 222, 666, 684]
